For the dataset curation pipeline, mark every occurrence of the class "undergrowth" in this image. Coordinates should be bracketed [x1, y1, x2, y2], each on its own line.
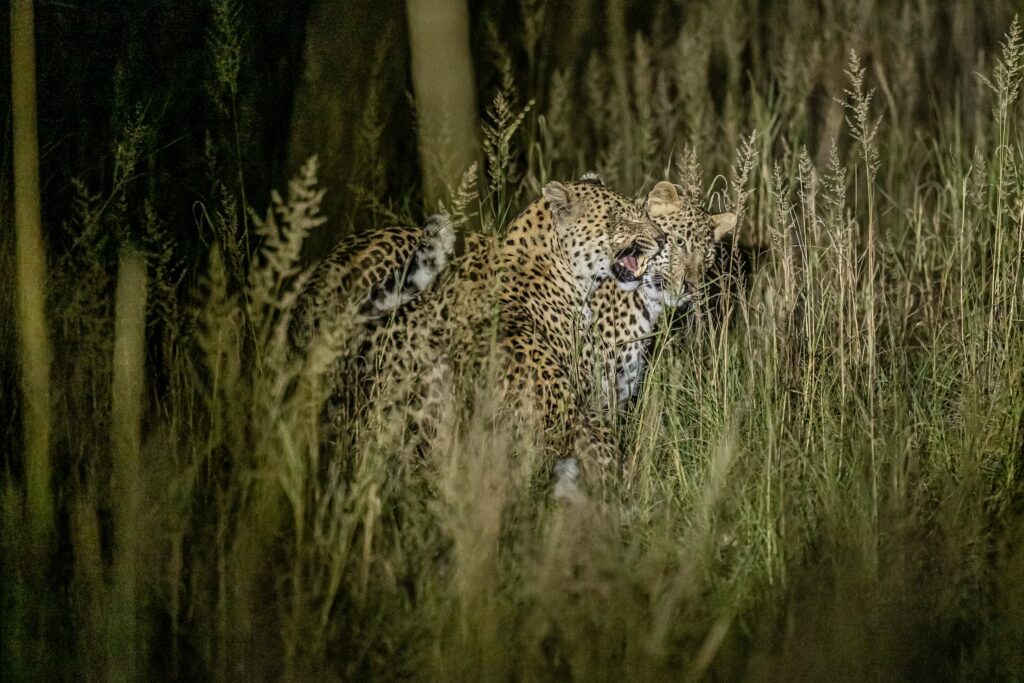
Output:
[2, 1, 1024, 681]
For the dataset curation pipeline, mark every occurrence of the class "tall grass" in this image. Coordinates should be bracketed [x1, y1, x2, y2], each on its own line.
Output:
[3, 1, 1024, 680]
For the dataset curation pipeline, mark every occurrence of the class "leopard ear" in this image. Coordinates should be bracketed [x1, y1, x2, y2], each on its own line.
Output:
[711, 212, 737, 241]
[578, 171, 604, 186]
[646, 181, 682, 217]
[543, 181, 583, 223]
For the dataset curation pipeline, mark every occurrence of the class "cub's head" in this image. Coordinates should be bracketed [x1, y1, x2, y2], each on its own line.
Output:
[641, 181, 736, 307]
[542, 173, 666, 291]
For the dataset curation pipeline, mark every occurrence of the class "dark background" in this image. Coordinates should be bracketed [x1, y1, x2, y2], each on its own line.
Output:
[2, 1, 1015, 264]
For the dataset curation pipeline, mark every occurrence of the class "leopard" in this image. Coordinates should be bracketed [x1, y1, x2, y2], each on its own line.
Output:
[582, 180, 737, 412]
[290, 213, 456, 352]
[288, 214, 456, 439]
[358, 175, 667, 483]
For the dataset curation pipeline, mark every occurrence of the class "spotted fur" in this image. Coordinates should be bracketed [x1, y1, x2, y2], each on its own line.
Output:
[584, 181, 736, 409]
[362, 178, 667, 472]
[291, 214, 456, 350]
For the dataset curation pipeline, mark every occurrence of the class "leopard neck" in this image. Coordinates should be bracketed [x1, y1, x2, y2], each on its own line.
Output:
[638, 283, 667, 324]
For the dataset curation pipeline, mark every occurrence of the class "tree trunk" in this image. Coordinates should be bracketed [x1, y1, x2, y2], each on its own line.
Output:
[10, 0, 54, 542]
[406, 0, 479, 208]
[110, 247, 148, 680]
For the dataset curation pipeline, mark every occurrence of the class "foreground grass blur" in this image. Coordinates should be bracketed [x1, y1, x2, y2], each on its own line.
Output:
[3, 2, 1024, 680]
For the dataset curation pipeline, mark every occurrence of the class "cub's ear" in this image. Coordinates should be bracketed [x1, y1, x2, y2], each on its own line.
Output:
[543, 181, 583, 223]
[711, 212, 737, 241]
[646, 181, 683, 217]
[578, 171, 604, 186]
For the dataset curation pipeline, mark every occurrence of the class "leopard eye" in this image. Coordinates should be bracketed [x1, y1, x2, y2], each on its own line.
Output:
[674, 237, 685, 248]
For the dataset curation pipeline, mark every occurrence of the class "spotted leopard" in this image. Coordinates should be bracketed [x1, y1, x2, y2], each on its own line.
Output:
[360, 176, 666, 476]
[584, 180, 736, 410]
[290, 213, 456, 351]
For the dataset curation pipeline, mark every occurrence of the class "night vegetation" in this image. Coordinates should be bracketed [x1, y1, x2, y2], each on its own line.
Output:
[2, 0, 1023, 680]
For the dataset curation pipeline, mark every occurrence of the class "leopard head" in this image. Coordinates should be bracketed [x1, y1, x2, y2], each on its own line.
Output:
[542, 173, 666, 292]
[642, 181, 736, 307]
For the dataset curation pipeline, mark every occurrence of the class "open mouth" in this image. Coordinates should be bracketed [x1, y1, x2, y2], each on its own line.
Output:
[611, 244, 650, 284]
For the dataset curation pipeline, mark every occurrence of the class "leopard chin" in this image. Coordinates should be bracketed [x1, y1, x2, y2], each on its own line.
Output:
[642, 272, 693, 307]
[612, 269, 643, 291]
